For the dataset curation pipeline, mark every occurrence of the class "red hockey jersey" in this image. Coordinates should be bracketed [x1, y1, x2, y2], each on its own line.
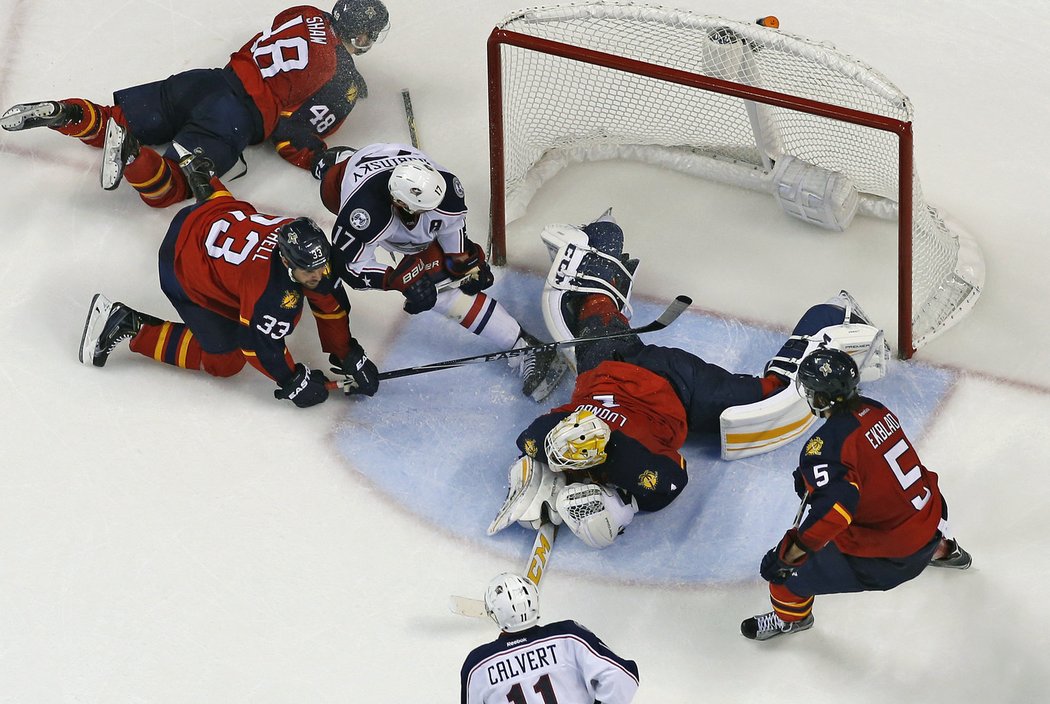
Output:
[227, 6, 342, 138]
[796, 398, 943, 558]
[173, 193, 351, 384]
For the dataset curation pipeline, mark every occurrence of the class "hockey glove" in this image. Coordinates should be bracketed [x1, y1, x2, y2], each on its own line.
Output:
[760, 529, 811, 584]
[329, 342, 379, 397]
[792, 467, 808, 499]
[445, 240, 494, 296]
[401, 277, 437, 314]
[274, 363, 330, 408]
[312, 145, 356, 181]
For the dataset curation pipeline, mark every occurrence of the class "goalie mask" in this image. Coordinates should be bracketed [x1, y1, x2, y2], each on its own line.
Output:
[544, 409, 610, 471]
[484, 573, 540, 633]
[796, 347, 859, 416]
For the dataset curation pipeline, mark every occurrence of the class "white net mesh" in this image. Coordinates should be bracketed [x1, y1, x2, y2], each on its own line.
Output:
[493, 3, 984, 350]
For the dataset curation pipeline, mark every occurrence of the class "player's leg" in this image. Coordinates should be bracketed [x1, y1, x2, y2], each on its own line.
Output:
[1, 98, 120, 146]
[107, 69, 257, 207]
[432, 288, 568, 401]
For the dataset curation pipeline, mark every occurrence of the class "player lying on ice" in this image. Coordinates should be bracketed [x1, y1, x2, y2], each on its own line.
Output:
[0, 1, 389, 208]
[740, 345, 972, 641]
[488, 209, 892, 549]
[78, 146, 378, 409]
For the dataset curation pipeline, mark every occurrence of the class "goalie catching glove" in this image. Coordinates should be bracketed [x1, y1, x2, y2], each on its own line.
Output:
[274, 363, 330, 408]
[329, 339, 379, 396]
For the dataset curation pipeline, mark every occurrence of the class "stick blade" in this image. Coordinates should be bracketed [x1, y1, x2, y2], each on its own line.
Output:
[656, 295, 692, 326]
[449, 594, 487, 619]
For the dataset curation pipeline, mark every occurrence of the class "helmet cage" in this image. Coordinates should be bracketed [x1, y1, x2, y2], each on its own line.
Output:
[544, 410, 610, 471]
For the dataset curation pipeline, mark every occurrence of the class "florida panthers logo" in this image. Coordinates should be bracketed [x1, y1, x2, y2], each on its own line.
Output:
[523, 438, 538, 458]
[349, 208, 370, 230]
[804, 437, 824, 456]
[638, 470, 658, 490]
[281, 291, 301, 309]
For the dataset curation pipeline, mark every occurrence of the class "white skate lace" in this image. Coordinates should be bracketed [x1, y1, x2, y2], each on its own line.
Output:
[755, 612, 788, 634]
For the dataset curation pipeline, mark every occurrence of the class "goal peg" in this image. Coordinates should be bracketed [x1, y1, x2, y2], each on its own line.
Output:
[756, 16, 780, 28]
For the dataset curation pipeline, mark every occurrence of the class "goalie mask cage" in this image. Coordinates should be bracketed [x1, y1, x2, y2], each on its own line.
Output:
[486, 3, 984, 357]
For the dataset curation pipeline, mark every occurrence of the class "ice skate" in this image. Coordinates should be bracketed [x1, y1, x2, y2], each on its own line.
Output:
[100, 116, 140, 190]
[79, 293, 161, 367]
[740, 611, 814, 641]
[0, 100, 81, 131]
[515, 329, 569, 402]
[173, 142, 217, 202]
[928, 538, 972, 570]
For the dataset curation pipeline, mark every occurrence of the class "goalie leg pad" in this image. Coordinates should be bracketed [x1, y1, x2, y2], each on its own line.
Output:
[772, 155, 860, 232]
[553, 483, 638, 549]
[488, 456, 565, 535]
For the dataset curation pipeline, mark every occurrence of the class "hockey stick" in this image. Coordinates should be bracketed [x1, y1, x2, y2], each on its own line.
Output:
[401, 89, 420, 148]
[327, 295, 691, 390]
[449, 519, 559, 619]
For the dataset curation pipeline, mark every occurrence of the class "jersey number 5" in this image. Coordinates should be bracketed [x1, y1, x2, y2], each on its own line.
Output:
[507, 674, 558, 704]
[884, 438, 932, 510]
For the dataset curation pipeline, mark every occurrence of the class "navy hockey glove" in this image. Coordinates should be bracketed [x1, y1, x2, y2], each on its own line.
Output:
[760, 529, 811, 584]
[792, 467, 808, 499]
[274, 363, 330, 408]
[445, 240, 494, 296]
[401, 276, 438, 314]
[312, 145, 356, 181]
[329, 342, 379, 397]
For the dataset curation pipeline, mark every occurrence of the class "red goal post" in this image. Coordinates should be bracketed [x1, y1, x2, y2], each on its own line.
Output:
[486, 3, 984, 358]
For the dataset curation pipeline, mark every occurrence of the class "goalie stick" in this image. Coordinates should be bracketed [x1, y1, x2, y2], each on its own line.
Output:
[449, 519, 559, 619]
[328, 294, 691, 390]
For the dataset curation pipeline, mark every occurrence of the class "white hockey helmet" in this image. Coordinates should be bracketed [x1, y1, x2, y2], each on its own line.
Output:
[484, 572, 540, 633]
[388, 160, 445, 214]
[544, 409, 611, 471]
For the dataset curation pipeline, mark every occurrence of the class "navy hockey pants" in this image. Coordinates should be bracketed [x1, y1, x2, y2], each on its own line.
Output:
[785, 532, 942, 597]
[115, 67, 262, 176]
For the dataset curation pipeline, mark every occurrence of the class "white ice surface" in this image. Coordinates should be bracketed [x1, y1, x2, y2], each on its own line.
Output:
[1, 1, 1047, 702]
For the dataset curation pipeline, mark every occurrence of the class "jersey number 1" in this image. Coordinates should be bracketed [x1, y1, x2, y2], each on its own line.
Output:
[507, 674, 558, 704]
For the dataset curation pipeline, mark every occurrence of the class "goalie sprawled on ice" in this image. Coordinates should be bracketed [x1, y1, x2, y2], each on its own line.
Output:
[488, 209, 890, 549]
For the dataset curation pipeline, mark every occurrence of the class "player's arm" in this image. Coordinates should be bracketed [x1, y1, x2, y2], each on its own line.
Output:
[239, 277, 329, 408]
[304, 278, 378, 397]
[600, 432, 688, 512]
[560, 620, 640, 704]
[271, 57, 366, 170]
[794, 456, 860, 551]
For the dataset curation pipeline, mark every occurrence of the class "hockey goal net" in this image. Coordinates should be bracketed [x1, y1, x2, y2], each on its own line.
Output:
[486, 3, 983, 357]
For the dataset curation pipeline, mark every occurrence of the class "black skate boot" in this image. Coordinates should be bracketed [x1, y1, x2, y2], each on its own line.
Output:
[100, 117, 141, 191]
[0, 100, 83, 131]
[928, 538, 973, 569]
[79, 293, 162, 367]
[741, 611, 815, 641]
[515, 329, 569, 402]
[173, 142, 217, 202]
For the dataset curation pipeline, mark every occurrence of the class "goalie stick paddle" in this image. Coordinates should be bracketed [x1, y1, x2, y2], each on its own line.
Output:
[328, 295, 691, 391]
[449, 520, 559, 619]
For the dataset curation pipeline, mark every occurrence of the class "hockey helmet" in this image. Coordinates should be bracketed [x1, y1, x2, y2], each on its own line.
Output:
[388, 160, 446, 214]
[484, 573, 540, 633]
[331, 0, 390, 53]
[796, 346, 859, 415]
[544, 409, 610, 471]
[277, 218, 330, 271]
